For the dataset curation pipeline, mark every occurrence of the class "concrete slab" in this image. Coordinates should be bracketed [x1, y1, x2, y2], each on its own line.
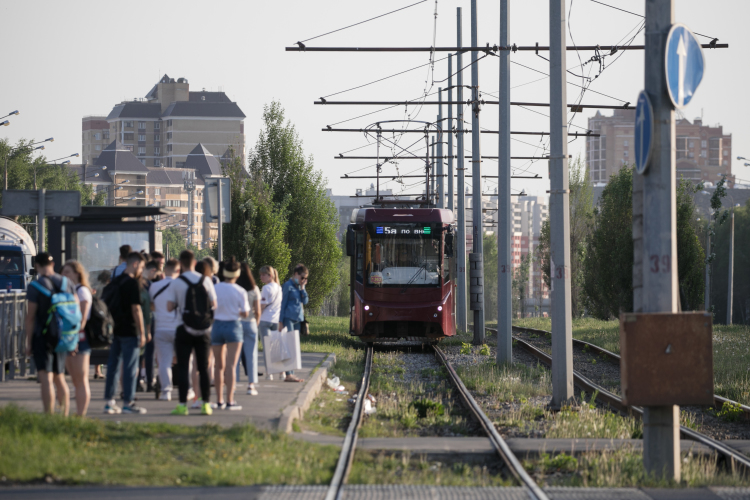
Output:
[0, 352, 329, 430]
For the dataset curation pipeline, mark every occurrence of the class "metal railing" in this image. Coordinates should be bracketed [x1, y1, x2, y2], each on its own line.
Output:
[0, 292, 30, 381]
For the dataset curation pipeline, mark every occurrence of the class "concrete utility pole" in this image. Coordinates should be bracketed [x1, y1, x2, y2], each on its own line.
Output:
[549, 0, 574, 408]
[456, 7, 468, 333]
[497, 0, 512, 364]
[469, 0, 485, 344]
[37, 188, 45, 253]
[637, 0, 680, 481]
[727, 210, 734, 324]
[430, 137, 436, 202]
[704, 232, 710, 311]
[447, 61, 454, 212]
[437, 90, 444, 209]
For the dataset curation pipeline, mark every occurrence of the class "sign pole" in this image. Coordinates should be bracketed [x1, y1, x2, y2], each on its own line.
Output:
[217, 180, 223, 262]
[640, 0, 680, 480]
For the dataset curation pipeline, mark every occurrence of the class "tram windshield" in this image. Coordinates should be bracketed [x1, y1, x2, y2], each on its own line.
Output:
[365, 223, 441, 287]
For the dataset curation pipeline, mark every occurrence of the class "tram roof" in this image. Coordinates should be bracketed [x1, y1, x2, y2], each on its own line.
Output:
[353, 208, 455, 224]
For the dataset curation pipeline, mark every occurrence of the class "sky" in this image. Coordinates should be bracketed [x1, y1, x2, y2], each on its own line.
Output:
[1, 0, 748, 199]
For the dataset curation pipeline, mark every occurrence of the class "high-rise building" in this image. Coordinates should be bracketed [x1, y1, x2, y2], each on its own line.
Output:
[586, 109, 734, 186]
[82, 74, 245, 170]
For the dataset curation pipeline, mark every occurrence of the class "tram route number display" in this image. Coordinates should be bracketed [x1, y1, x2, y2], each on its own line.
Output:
[376, 226, 431, 235]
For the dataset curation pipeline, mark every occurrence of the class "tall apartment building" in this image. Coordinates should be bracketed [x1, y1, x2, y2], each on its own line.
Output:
[82, 74, 245, 170]
[586, 109, 734, 186]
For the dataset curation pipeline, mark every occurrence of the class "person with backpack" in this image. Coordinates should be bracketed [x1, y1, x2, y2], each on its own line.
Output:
[211, 258, 249, 410]
[61, 260, 93, 417]
[236, 263, 261, 396]
[278, 264, 309, 383]
[149, 258, 181, 401]
[102, 252, 148, 415]
[25, 253, 81, 415]
[167, 250, 217, 416]
[111, 245, 132, 279]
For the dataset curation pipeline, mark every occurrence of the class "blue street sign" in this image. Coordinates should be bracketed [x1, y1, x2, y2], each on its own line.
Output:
[665, 24, 705, 109]
[634, 91, 654, 175]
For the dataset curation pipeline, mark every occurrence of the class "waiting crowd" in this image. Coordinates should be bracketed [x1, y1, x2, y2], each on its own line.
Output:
[24, 245, 310, 417]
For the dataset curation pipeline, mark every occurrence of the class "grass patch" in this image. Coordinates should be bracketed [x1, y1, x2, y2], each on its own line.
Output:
[0, 405, 338, 486]
[514, 318, 750, 407]
[456, 360, 551, 402]
[524, 446, 748, 487]
[349, 451, 512, 486]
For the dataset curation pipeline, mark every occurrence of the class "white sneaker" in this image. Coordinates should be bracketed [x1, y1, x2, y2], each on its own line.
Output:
[247, 385, 258, 396]
[159, 391, 171, 401]
[186, 388, 195, 401]
[103, 400, 122, 414]
[191, 399, 204, 409]
[265, 374, 273, 381]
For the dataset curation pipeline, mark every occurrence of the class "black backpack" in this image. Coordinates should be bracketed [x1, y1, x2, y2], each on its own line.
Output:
[100, 275, 125, 324]
[180, 275, 213, 331]
[83, 285, 114, 348]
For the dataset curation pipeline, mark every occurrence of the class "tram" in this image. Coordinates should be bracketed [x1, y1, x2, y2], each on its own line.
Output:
[345, 207, 456, 342]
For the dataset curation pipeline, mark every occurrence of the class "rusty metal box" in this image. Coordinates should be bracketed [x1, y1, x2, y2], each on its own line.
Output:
[620, 312, 714, 406]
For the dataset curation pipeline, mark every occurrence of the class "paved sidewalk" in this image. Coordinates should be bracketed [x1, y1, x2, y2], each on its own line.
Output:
[0, 352, 328, 430]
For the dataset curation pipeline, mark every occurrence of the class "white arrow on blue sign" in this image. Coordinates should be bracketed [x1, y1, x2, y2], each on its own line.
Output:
[665, 24, 705, 109]
[634, 91, 654, 175]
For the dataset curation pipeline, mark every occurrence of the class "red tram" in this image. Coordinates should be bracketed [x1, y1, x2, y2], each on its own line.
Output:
[345, 208, 456, 342]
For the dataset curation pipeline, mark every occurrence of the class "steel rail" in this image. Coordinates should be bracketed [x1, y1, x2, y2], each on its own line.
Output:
[432, 345, 549, 500]
[324, 345, 373, 500]
[510, 325, 750, 418]
[487, 328, 750, 474]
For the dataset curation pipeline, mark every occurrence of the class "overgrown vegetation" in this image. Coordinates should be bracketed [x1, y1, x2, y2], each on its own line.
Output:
[0, 405, 338, 486]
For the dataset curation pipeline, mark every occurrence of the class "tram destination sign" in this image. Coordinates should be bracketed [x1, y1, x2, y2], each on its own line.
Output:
[376, 226, 432, 235]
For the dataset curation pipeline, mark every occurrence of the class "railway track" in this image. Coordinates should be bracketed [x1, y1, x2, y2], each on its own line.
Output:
[324, 343, 549, 500]
[487, 326, 750, 475]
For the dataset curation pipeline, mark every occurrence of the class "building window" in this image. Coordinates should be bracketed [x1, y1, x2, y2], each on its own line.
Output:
[153, 159, 160, 167]
[700, 150, 707, 158]
[138, 147, 146, 156]
[176, 162, 185, 169]
[124, 145, 134, 152]
[154, 188, 160, 195]
[709, 137, 721, 166]
[689, 141, 694, 148]
[154, 146, 160, 155]
[623, 150, 629, 158]
[167, 132, 172, 140]
[138, 121, 146, 129]
[676, 137, 689, 159]
[724, 149, 729, 156]
[167, 144, 172, 152]
[154, 122, 160, 130]
[701, 140, 707, 148]
[95, 145, 101, 151]
[138, 134, 146, 142]
[623, 140, 628, 147]
[124, 133, 134, 141]
[94, 133, 101, 140]
[154, 134, 160, 142]
[103, 131, 110, 140]
[167, 120, 172, 127]
[124, 121, 133, 128]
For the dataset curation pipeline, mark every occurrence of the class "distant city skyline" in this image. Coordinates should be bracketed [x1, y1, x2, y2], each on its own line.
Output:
[2, 0, 748, 198]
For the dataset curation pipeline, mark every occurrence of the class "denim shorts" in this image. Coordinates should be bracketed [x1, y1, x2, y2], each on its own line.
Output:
[211, 320, 243, 345]
[77, 332, 91, 356]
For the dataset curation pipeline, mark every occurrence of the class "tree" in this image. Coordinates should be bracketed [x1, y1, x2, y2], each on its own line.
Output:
[483, 232, 498, 322]
[513, 254, 531, 318]
[582, 166, 706, 319]
[221, 153, 291, 283]
[247, 101, 341, 310]
[536, 158, 594, 317]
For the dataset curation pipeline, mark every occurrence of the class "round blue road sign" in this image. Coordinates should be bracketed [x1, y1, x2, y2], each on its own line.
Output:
[634, 91, 654, 175]
[665, 24, 705, 109]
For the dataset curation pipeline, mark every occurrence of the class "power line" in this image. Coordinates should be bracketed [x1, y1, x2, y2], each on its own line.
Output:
[297, 0, 428, 44]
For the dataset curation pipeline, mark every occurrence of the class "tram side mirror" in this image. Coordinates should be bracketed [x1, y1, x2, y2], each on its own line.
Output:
[346, 226, 356, 257]
[445, 233, 454, 256]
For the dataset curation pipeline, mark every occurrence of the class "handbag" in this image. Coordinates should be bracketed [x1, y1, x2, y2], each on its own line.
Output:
[300, 317, 309, 336]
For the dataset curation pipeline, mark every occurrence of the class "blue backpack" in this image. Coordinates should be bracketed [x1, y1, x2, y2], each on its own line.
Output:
[30, 276, 82, 353]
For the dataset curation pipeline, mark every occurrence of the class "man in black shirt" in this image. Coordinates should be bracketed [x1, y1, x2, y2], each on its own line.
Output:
[103, 252, 148, 414]
[24, 253, 79, 415]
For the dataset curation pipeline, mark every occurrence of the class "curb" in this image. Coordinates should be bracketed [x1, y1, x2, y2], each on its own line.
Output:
[279, 352, 336, 433]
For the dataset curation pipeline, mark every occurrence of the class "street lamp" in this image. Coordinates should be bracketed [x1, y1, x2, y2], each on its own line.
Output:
[3, 137, 54, 190]
[50, 153, 79, 164]
[737, 156, 747, 161]
[0, 121, 8, 127]
[0, 111, 19, 121]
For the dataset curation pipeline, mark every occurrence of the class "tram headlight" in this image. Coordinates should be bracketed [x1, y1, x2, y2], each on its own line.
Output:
[437, 306, 443, 311]
[364, 305, 370, 311]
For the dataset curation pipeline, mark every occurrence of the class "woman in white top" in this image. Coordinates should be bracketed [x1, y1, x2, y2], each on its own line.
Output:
[211, 258, 250, 410]
[61, 260, 93, 417]
[235, 263, 261, 395]
[258, 265, 282, 380]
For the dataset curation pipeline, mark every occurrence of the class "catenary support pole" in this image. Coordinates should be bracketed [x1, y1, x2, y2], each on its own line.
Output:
[638, 0, 680, 481]
[469, 0, 485, 344]
[727, 210, 734, 324]
[497, 0, 512, 364]
[217, 180, 223, 262]
[437, 90, 444, 209]
[549, 0, 574, 408]
[704, 232, 710, 311]
[447, 64, 454, 211]
[37, 189, 45, 253]
[431, 137, 436, 202]
[456, 7, 468, 334]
